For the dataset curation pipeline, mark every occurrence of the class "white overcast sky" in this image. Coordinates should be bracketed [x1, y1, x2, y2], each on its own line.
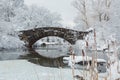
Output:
[24, 0, 76, 27]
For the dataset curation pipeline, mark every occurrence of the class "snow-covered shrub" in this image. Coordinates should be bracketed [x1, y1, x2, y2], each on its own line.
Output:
[0, 34, 24, 49]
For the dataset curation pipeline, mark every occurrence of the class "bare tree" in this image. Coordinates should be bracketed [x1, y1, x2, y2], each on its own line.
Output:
[73, 0, 112, 30]
[92, 0, 111, 22]
[73, 0, 90, 30]
[104, 0, 111, 21]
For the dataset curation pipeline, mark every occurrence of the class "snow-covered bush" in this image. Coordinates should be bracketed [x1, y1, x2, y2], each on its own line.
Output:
[0, 34, 24, 49]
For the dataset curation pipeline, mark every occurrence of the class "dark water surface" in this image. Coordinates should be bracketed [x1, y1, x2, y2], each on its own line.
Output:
[0, 45, 109, 68]
[0, 45, 69, 67]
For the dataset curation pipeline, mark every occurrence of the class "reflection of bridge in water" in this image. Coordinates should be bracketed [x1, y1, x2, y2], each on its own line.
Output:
[19, 27, 92, 48]
[19, 48, 108, 68]
[20, 49, 65, 67]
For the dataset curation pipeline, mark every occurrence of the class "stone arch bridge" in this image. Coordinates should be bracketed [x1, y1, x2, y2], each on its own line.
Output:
[19, 27, 92, 48]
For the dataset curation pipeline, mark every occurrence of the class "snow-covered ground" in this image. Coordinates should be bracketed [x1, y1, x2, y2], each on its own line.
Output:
[0, 59, 120, 80]
[0, 60, 78, 80]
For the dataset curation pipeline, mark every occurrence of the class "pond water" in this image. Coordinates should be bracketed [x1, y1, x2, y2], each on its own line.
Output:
[0, 44, 109, 68]
[0, 44, 69, 67]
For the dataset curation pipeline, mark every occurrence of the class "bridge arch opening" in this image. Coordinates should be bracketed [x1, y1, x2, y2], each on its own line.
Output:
[32, 36, 71, 58]
[33, 36, 71, 48]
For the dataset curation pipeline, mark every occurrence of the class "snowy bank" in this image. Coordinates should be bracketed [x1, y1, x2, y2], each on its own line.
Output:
[0, 34, 24, 50]
[0, 60, 117, 80]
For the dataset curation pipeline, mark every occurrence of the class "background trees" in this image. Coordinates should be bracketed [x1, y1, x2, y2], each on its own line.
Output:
[73, 0, 91, 30]
[73, 0, 120, 46]
[14, 5, 62, 30]
[0, 0, 25, 34]
[73, 0, 112, 30]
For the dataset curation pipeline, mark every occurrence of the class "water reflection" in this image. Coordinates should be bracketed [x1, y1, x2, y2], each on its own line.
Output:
[0, 44, 69, 68]
[0, 43, 109, 68]
[34, 46, 68, 58]
[0, 50, 25, 60]
[19, 49, 67, 67]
